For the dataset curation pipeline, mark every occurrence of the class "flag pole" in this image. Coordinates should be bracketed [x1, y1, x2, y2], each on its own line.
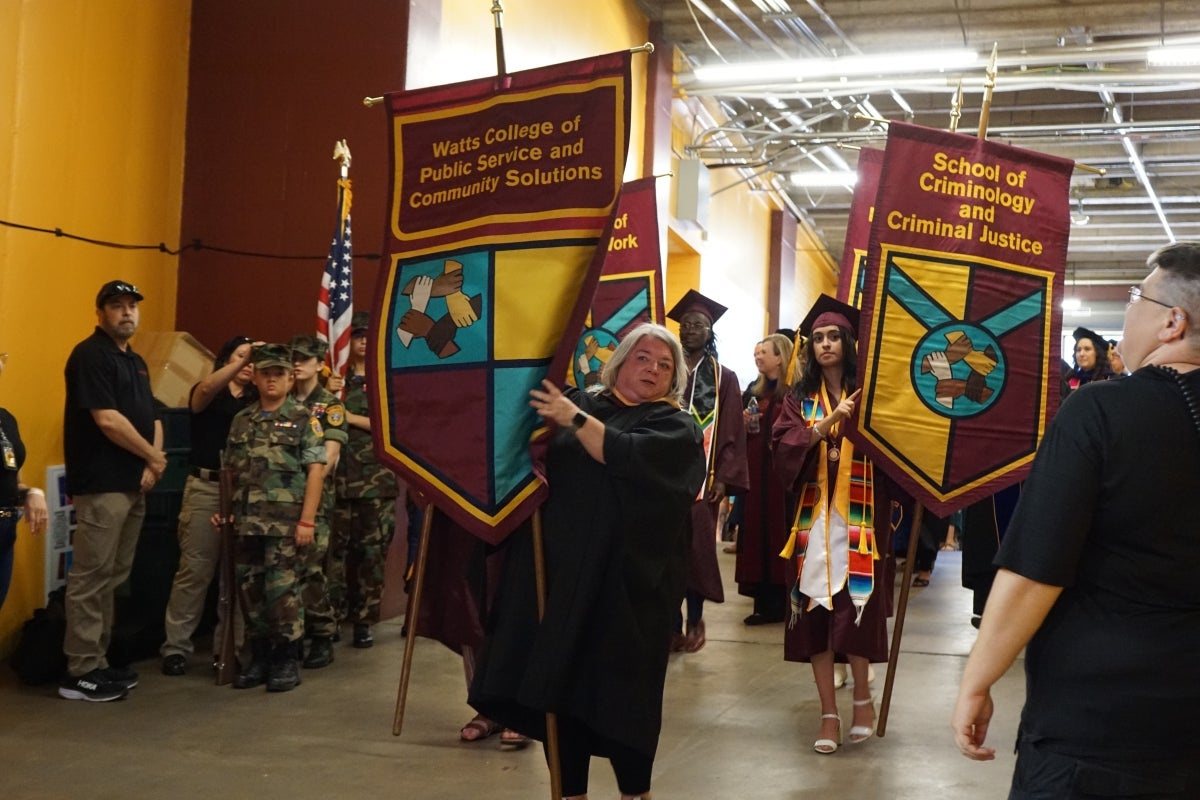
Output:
[531, 509, 563, 800]
[491, 0, 507, 77]
[977, 44, 998, 139]
[949, 80, 964, 133]
[392, 504, 434, 735]
[877, 501, 924, 736]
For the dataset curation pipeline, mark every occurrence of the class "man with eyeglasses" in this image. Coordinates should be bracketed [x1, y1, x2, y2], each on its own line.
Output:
[953, 242, 1200, 797]
[60, 280, 166, 702]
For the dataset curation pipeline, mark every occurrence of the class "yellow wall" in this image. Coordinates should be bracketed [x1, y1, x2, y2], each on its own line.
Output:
[406, 0, 649, 182]
[0, 1, 190, 649]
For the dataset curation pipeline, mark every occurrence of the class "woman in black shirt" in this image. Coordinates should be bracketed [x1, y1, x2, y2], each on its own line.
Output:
[0, 350, 49, 610]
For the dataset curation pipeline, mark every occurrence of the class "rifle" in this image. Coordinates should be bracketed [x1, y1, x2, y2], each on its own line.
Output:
[215, 466, 238, 686]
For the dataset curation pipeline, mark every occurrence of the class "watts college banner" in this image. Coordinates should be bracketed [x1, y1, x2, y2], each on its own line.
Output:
[836, 147, 883, 308]
[567, 176, 664, 389]
[853, 121, 1073, 515]
[372, 52, 631, 542]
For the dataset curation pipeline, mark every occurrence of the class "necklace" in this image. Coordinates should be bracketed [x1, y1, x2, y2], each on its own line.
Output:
[1152, 365, 1200, 442]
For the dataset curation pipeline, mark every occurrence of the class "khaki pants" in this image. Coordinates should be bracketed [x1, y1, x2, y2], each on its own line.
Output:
[64, 492, 145, 676]
[161, 475, 244, 658]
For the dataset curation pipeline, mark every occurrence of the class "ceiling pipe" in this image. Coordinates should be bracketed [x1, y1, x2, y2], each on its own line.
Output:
[1100, 88, 1176, 242]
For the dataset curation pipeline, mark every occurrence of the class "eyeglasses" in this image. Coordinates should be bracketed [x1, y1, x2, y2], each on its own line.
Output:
[678, 322, 711, 332]
[1128, 285, 1175, 310]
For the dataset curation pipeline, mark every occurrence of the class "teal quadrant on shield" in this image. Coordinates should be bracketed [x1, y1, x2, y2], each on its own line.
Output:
[492, 365, 543, 503]
[388, 250, 490, 368]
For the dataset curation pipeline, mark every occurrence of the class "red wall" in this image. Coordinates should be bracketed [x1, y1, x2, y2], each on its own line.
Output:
[177, 0, 410, 350]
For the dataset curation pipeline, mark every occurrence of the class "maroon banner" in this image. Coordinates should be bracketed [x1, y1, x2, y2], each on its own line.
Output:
[836, 147, 884, 308]
[372, 52, 631, 543]
[852, 121, 1074, 515]
[568, 177, 664, 388]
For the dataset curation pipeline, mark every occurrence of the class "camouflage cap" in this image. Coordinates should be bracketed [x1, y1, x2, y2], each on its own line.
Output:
[288, 334, 328, 361]
[251, 343, 293, 370]
[350, 311, 370, 337]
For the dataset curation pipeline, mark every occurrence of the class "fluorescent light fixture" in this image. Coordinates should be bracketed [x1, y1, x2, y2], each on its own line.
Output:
[1147, 45, 1200, 66]
[693, 49, 978, 85]
[791, 171, 858, 188]
[1061, 297, 1083, 311]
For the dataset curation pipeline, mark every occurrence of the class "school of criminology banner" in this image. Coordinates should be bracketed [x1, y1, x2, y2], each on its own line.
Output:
[567, 176, 664, 389]
[851, 121, 1073, 516]
[371, 51, 631, 543]
[836, 147, 884, 308]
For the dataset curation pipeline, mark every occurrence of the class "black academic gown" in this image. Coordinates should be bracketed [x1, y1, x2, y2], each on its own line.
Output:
[469, 389, 705, 757]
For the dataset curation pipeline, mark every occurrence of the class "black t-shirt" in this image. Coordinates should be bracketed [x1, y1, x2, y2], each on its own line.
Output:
[0, 408, 25, 506]
[997, 367, 1200, 758]
[188, 383, 256, 470]
[63, 328, 158, 495]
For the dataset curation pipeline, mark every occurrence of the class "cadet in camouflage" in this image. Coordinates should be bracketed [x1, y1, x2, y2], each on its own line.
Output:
[288, 334, 349, 669]
[329, 312, 399, 648]
[223, 343, 326, 693]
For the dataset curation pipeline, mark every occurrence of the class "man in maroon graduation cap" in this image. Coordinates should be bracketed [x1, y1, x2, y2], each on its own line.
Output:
[667, 289, 749, 653]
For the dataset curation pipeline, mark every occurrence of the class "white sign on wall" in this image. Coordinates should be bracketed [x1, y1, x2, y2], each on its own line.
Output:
[44, 465, 74, 594]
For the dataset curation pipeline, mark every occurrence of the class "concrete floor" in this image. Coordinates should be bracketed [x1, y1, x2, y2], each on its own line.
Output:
[0, 548, 1024, 799]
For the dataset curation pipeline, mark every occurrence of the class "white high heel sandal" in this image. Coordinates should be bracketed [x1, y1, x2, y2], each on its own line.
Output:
[813, 713, 842, 754]
[848, 697, 876, 743]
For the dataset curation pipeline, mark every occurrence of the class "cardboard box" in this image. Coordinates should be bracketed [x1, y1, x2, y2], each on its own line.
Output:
[135, 331, 215, 409]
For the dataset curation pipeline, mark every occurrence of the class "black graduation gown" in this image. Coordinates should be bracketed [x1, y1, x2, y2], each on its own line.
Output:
[469, 390, 704, 757]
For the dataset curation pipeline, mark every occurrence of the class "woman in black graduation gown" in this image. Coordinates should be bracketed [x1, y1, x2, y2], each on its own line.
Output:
[469, 323, 705, 800]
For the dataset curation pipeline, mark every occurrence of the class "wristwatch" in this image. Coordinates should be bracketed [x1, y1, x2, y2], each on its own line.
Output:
[571, 412, 588, 431]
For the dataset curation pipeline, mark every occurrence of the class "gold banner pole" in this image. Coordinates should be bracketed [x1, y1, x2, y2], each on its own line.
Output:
[977, 44, 998, 139]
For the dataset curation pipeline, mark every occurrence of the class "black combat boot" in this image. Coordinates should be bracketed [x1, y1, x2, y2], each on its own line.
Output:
[232, 639, 271, 689]
[303, 636, 334, 669]
[352, 623, 373, 648]
[267, 641, 302, 692]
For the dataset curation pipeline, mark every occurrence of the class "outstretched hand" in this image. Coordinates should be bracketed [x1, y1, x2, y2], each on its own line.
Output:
[528, 379, 580, 428]
[831, 388, 862, 422]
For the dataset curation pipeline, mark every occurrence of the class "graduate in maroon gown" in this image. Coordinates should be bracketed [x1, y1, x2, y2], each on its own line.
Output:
[668, 290, 749, 652]
[773, 295, 894, 755]
[735, 333, 795, 625]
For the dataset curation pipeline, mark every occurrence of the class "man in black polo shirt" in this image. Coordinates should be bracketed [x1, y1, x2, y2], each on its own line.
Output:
[60, 280, 166, 702]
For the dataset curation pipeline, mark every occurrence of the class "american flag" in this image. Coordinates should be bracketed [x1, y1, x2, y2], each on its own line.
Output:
[316, 177, 353, 377]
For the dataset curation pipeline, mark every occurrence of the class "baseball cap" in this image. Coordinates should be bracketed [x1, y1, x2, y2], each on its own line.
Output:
[95, 280, 144, 307]
[251, 343, 293, 370]
[288, 334, 328, 362]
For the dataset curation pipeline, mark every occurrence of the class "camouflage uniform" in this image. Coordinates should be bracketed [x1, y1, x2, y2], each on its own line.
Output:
[224, 394, 325, 649]
[295, 382, 348, 639]
[330, 367, 399, 633]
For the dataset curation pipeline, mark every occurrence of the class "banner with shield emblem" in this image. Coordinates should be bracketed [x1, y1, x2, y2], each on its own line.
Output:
[851, 121, 1074, 515]
[371, 52, 631, 543]
[568, 176, 664, 389]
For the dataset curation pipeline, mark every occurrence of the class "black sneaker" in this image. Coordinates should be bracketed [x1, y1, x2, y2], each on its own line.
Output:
[161, 654, 187, 676]
[58, 670, 129, 702]
[101, 665, 139, 689]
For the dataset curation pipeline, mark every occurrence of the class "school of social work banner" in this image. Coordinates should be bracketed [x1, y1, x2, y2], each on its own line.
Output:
[371, 51, 631, 543]
[836, 147, 884, 308]
[852, 121, 1073, 516]
[567, 176, 664, 389]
